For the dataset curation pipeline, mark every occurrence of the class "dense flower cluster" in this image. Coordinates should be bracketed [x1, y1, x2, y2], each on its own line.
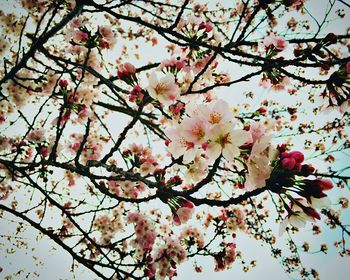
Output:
[262, 147, 335, 233]
[93, 212, 123, 244]
[148, 238, 187, 279]
[214, 242, 237, 272]
[166, 99, 249, 182]
[179, 226, 205, 249]
[127, 212, 157, 257]
[122, 143, 159, 176]
[219, 207, 246, 233]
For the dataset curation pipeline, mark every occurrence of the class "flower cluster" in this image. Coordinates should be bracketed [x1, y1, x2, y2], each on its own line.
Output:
[122, 143, 159, 176]
[179, 226, 205, 249]
[166, 99, 249, 182]
[214, 242, 237, 271]
[264, 147, 334, 233]
[263, 34, 288, 56]
[259, 34, 290, 91]
[177, 15, 222, 47]
[148, 238, 187, 279]
[129, 85, 144, 104]
[68, 133, 103, 163]
[244, 119, 277, 191]
[93, 213, 123, 244]
[117, 62, 137, 85]
[107, 180, 147, 199]
[127, 212, 157, 256]
[66, 18, 116, 50]
[219, 207, 246, 233]
[321, 61, 350, 111]
[53, 81, 94, 125]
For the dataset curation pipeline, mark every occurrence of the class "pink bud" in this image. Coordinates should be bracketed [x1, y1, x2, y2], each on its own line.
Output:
[202, 142, 209, 150]
[281, 152, 290, 159]
[175, 60, 186, 70]
[277, 144, 287, 153]
[117, 70, 125, 79]
[281, 157, 296, 170]
[274, 36, 288, 51]
[59, 80, 68, 88]
[165, 139, 171, 146]
[319, 179, 333, 191]
[99, 40, 109, 49]
[304, 207, 321, 220]
[181, 199, 194, 209]
[294, 162, 302, 173]
[39, 146, 49, 157]
[300, 164, 315, 176]
[132, 85, 142, 92]
[124, 62, 136, 74]
[290, 151, 304, 163]
[173, 214, 181, 226]
[198, 22, 206, 30]
[205, 23, 213, 32]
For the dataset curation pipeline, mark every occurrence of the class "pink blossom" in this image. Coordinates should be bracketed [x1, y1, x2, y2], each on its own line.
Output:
[179, 226, 204, 248]
[214, 242, 236, 271]
[245, 134, 277, 191]
[199, 22, 213, 32]
[72, 30, 89, 43]
[168, 197, 195, 226]
[184, 151, 208, 182]
[279, 198, 318, 236]
[181, 116, 209, 145]
[27, 129, 45, 143]
[208, 99, 232, 125]
[206, 123, 249, 162]
[146, 72, 180, 105]
[98, 25, 116, 48]
[153, 238, 187, 278]
[289, 151, 304, 163]
[117, 62, 136, 79]
[39, 146, 49, 158]
[59, 79, 68, 88]
[166, 127, 197, 163]
[263, 34, 288, 51]
[127, 212, 156, 251]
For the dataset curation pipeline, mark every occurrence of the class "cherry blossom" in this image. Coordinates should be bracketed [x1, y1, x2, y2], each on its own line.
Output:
[206, 123, 249, 163]
[146, 72, 181, 105]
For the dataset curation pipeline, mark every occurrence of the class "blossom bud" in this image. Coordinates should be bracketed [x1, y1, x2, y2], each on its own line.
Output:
[257, 107, 267, 115]
[277, 144, 287, 153]
[289, 151, 304, 163]
[165, 139, 171, 146]
[123, 62, 136, 74]
[39, 146, 49, 158]
[303, 206, 321, 220]
[281, 157, 296, 170]
[59, 80, 68, 88]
